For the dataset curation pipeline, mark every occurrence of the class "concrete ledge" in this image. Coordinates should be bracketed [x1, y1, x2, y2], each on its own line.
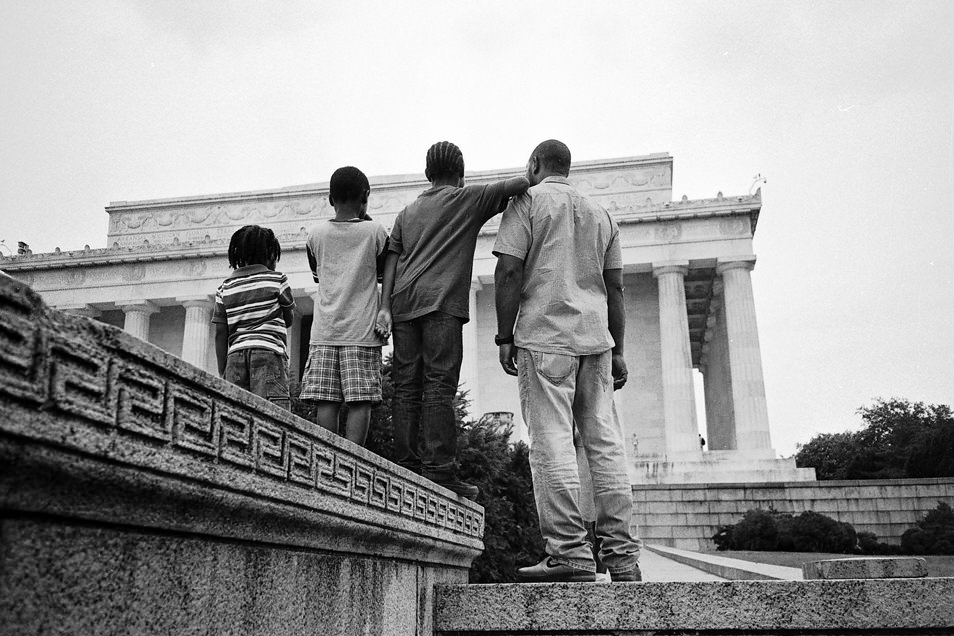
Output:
[0, 277, 484, 636]
[646, 544, 802, 580]
[435, 578, 954, 634]
[804, 556, 928, 579]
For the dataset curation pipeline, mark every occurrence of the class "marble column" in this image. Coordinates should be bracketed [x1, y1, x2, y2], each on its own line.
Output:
[120, 300, 159, 342]
[178, 296, 213, 371]
[652, 261, 700, 457]
[716, 256, 773, 452]
[461, 280, 482, 416]
[701, 283, 737, 450]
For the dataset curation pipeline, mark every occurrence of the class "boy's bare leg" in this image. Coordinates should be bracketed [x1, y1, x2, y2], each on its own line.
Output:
[316, 401, 341, 435]
[344, 402, 371, 446]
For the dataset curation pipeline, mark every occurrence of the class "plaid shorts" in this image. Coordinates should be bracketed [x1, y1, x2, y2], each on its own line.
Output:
[299, 344, 382, 404]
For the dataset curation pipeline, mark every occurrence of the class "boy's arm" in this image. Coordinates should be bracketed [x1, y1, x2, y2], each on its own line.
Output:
[493, 177, 530, 214]
[376, 251, 399, 337]
[282, 306, 295, 328]
[376, 236, 390, 284]
[214, 323, 229, 377]
[306, 244, 319, 283]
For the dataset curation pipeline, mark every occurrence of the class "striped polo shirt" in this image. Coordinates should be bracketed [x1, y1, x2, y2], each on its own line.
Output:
[212, 264, 295, 356]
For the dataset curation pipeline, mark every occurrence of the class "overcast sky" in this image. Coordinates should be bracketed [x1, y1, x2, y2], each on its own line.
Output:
[2, 1, 952, 455]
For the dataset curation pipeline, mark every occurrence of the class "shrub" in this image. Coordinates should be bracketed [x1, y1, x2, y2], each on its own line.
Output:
[713, 508, 860, 553]
[901, 502, 954, 555]
[789, 511, 857, 553]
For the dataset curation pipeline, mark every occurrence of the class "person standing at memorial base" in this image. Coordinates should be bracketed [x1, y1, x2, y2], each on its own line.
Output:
[493, 139, 642, 582]
[213, 225, 296, 410]
[378, 141, 529, 499]
[299, 166, 389, 446]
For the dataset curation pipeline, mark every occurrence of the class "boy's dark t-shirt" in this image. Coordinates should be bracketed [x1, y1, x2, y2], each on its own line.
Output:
[389, 182, 511, 323]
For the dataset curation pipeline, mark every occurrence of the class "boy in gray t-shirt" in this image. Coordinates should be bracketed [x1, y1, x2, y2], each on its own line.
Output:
[300, 166, 389, 446]
[379, 141, 528, 498]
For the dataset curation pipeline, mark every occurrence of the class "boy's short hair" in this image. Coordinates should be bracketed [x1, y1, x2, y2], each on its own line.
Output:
[425, 141, 464, 182]
[228, 225, 282, 269]
[329, 166, 370, 204]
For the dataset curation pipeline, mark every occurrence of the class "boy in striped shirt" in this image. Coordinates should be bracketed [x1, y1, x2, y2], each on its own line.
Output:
[213, 225, 296, 409]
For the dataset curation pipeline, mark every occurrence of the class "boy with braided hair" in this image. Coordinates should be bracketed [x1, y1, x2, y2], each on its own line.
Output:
[379, 141, 528, 498]
[213, 225, 296, 409]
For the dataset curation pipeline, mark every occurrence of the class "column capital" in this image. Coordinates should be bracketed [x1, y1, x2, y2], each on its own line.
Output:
[716, 255, 757, 274]
[652, 260, 689, 278]
[176, 295, 213, 309]
[119, 300, 159, 315]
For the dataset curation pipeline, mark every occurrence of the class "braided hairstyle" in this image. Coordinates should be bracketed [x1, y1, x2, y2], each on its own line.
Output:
[227, 225, 282, 269]
[425, 141, 465, 182]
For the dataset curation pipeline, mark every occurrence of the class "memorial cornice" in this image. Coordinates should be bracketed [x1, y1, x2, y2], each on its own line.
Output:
[0, 154, 760, 273]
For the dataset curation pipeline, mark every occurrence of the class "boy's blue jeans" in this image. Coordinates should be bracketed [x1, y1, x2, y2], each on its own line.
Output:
[391, 311, 463, 480]
[224, 348, 290, 411]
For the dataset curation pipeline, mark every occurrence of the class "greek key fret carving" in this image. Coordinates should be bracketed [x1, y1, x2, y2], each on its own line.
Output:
[0, 278, 484, 539]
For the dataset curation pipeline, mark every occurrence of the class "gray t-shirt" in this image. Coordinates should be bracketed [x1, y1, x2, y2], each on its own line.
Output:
[493, 176, 621, 356]
[307, 218, 389, 346]
[389, 182, 511, 323]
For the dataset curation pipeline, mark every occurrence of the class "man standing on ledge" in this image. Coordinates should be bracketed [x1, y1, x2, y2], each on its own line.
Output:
[493, 139, 642, 582]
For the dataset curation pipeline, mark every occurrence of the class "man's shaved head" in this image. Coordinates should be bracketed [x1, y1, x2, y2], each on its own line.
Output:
[531, 139, 571, 176]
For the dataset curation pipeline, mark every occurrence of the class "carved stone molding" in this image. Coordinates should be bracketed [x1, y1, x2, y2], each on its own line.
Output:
[0, 277, 484, 544]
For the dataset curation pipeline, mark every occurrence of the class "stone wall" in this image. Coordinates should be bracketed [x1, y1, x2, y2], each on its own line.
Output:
[633, 478, 954, 550]
[0, 275, 484, 636]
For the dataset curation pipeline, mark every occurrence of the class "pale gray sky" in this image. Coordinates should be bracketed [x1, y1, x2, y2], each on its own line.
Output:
[2, 0, 952, 455]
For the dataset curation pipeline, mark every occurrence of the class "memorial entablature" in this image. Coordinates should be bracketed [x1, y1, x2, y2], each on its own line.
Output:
[1, 152, 813, 484]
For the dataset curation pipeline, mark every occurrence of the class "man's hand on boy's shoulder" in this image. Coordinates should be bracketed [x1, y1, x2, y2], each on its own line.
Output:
[375, 308, 392, 341]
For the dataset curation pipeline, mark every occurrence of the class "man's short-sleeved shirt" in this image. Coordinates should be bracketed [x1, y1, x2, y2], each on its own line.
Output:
[493, 176, 621, 355]
[212, 265, 295, 356]
[306, 218, 389, 346]
[388, 182, 511, 323]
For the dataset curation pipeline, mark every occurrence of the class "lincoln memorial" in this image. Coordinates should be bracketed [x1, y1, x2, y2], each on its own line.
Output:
[0, 152, 812, 488]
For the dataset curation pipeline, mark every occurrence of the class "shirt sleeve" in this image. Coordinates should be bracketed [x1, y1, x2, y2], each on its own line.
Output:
[388, 210, 404, 254]
[278, 273, 296, 309]
[211, 285, 227, 324]
[492, 192, 532, 260]
[466, 182, 512, 223]
[604, 217, 622, 270]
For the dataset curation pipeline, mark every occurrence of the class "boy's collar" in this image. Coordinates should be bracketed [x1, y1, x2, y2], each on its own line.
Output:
[228, 264, 270, 279]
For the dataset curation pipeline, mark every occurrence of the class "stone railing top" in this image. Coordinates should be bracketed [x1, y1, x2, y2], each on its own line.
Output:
[803, 557, 928, 579]
[0, 274, 484, 562]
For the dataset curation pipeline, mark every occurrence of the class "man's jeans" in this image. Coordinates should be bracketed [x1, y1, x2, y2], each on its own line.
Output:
[392, 312, 463, 479]
[517, 347, 641, 573]
[224, 348, 290, 411]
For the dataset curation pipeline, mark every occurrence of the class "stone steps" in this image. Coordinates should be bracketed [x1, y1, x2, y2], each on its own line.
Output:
[434, 578, 954, 635]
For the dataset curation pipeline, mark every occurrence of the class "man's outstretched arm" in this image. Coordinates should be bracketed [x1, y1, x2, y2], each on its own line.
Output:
[494, 253, 524, 376]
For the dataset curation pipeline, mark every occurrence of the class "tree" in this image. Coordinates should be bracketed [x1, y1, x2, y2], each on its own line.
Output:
[794, 431, 856, 480]
[795, 398, 954, 480]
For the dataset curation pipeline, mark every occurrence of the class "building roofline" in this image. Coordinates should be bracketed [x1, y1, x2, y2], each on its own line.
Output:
[105, 153, 674, 212]
[1, 190, 760, 271]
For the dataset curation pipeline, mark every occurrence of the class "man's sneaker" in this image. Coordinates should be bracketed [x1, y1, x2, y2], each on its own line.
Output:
[610, 564, 643, 582]
[516, 558, 596, 583]
[433, 478, 479, 500]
